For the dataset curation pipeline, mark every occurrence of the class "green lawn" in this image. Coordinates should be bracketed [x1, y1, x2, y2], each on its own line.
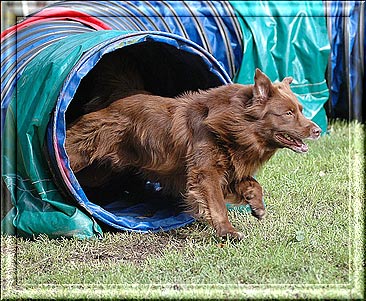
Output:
[1, 121, 364, 300]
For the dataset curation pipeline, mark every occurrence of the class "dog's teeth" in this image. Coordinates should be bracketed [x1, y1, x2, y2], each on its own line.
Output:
[282, 133, 295, 142]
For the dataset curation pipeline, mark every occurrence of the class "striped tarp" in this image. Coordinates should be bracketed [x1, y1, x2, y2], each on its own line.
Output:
[1, 1, 243, 128]
[43, 0, 243, 76]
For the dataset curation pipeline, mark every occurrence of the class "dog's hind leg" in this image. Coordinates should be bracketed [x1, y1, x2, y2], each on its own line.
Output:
[64, 139, 90, 173]
[65, 108, 130, 174]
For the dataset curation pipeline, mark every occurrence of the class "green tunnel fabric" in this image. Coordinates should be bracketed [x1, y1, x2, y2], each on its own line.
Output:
[2, 31, 137, 239]
[230, 0, 330, 132]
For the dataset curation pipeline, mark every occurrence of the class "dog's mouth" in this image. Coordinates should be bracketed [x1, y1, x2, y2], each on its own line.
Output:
[275, 133, 308, 153]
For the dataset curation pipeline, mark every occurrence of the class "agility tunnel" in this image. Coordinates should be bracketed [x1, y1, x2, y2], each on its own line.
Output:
[1, 1, 330, 238]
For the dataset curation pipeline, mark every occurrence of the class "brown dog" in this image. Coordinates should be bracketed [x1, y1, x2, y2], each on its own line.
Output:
[66, 69, 321, 240]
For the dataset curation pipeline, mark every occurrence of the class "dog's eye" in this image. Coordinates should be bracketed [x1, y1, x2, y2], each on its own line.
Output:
[286, 110, 294, 116]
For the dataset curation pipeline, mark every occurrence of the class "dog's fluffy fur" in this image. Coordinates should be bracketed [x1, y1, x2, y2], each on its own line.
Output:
[66, 69, 321, 239]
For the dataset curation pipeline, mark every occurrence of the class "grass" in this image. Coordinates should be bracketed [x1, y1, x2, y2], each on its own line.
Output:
[1, 120, 364, 300]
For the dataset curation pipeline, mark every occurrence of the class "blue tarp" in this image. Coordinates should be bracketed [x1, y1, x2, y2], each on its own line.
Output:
[326, 1, 365, 121]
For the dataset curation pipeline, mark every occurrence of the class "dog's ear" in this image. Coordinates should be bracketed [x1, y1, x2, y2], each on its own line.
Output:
[282, 76, 293, 85]
[253, 68, 273, 100]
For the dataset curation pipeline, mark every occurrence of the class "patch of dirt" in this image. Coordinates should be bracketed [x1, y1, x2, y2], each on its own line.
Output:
[69, 223, 210, 265]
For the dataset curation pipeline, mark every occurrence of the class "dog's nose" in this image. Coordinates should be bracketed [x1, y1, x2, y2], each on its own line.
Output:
[311, 126, 321, 139]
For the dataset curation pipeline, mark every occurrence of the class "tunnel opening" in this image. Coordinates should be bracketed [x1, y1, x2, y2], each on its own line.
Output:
[50, 33, 230, 232]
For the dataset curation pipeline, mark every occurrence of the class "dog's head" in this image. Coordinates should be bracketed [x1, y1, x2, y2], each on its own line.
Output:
[251, 69, 321, 153]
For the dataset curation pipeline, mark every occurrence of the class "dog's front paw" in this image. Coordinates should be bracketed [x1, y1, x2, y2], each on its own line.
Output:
[225, 231, 245, 241]
[252, 208, 266, 220]
[242, 183, 266, 220]
[217, 226, 245, 241]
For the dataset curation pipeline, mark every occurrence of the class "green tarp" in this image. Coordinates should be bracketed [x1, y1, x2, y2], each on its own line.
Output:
[2, 31, 134, 239]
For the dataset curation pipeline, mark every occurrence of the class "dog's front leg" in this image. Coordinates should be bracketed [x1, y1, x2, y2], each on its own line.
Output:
[186, 150, 245, 240]
[226, 176, 266, 220]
